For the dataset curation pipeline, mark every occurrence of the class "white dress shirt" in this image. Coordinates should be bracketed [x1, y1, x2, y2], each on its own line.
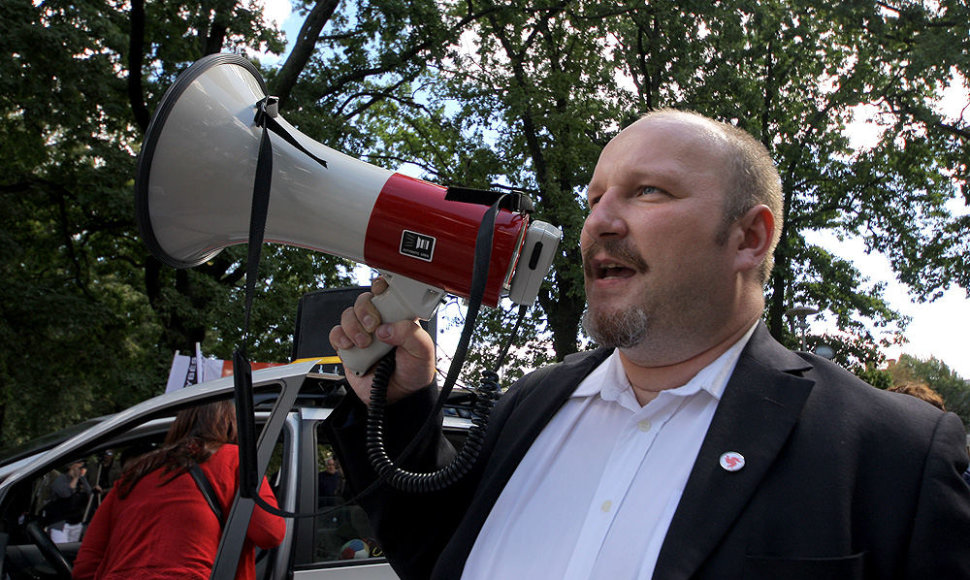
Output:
[462, 323, 758, 579]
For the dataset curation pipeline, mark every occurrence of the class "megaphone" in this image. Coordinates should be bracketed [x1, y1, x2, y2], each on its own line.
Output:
[136, 54, 561, 374]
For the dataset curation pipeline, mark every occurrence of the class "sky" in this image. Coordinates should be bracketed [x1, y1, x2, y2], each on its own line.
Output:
[257, 1, 970, 379]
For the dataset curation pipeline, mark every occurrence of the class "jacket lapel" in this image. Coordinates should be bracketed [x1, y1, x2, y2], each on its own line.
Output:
[653, 324, 814, 580]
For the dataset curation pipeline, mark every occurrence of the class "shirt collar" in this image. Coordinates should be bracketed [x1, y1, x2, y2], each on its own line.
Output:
[573, 321, 759, 405]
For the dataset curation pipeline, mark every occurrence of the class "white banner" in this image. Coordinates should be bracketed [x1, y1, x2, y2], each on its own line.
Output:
[165, 344, 287, 393]
[165, 343, 230, 393]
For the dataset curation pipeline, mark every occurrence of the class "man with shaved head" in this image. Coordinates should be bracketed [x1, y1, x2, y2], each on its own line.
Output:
[327, 109, 970, 579]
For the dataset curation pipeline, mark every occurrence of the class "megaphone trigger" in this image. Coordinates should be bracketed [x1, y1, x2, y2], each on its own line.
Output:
[337, 273, 446, 376]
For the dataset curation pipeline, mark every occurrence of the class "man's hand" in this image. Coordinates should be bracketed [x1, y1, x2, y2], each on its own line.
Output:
[329, 277, 436, 405]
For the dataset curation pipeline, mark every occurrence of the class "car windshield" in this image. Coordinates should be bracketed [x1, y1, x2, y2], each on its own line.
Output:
[0, 417, 108, 468]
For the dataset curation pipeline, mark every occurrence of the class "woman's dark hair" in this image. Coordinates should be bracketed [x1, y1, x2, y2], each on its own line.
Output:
[116, 399, 237, 498]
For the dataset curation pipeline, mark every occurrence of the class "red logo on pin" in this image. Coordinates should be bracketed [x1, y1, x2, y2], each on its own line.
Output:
[719, 451, 745, 472]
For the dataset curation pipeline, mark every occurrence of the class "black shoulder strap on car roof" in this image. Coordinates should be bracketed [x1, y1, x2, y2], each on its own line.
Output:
[189, 463, 223, 528]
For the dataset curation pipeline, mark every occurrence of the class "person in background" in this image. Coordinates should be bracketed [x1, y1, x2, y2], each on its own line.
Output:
[327, 109, 970, 579]
[887, 381, 946, 411]
[45, 460, 96, 543]
[92, 450, 118, 491]
[318, 456, 345, 507]
[72, 400, 286, 580]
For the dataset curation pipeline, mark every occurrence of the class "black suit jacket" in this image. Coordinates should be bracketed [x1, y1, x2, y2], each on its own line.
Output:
[327, 323, 970, 579]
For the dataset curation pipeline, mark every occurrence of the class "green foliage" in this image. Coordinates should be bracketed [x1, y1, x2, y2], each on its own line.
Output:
[854, 364, 894, 391]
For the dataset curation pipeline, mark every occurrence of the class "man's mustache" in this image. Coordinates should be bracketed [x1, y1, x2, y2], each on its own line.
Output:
[582, 238, 648, 274]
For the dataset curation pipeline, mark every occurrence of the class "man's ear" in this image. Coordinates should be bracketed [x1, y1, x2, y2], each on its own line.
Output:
[733, 204, 775, 274]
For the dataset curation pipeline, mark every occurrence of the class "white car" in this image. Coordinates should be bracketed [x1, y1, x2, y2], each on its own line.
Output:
[0, 360, 471, 579]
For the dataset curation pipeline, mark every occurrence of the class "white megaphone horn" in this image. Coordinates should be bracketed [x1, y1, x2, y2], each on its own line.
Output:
[135, 54, 561, 375]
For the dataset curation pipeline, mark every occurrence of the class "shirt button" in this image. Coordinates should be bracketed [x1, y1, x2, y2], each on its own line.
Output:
[601, 500, 612, 512]
[637, 419, 652, 432]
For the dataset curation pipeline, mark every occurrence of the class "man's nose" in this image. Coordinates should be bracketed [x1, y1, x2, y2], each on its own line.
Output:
[582, 191, 628, 240]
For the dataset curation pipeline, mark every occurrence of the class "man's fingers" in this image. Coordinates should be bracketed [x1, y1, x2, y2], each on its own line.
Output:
[353, 291, 381, 334]
[327, 277, 434, 404]
[377, 320, 435, 361]
[336, 299, 373, 349]
[329, 325, 354, 351]
[371, 276, 389, 295]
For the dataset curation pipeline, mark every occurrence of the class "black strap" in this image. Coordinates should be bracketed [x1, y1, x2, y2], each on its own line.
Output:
[445, 186, 533, 213]
[189, 463, 224, 527]
[0, 531, 8, 579]
[254, 98, 328, 169]
[233, 97, 279, 500]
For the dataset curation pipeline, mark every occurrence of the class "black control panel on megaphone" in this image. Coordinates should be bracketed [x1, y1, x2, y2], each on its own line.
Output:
[135, 54, 561, 375]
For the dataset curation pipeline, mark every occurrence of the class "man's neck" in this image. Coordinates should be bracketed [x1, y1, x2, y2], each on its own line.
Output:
[618, 317, 758, 406]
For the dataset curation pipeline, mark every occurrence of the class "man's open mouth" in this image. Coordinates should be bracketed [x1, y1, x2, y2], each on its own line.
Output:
[596, 263, 637, 279]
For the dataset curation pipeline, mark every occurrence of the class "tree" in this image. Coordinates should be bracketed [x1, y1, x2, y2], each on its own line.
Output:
[0, 0, 497, 443]
[1, 0, 165, 441]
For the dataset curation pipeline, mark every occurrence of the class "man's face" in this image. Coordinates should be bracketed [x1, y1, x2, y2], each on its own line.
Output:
[580, 115, 738, 362]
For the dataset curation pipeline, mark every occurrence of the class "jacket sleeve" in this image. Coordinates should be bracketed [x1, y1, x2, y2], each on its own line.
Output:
[904, 411, 970, 577]
[208, 444, 286, 550]
[70, 489, 116, 579]
[246, 476, 287, 549]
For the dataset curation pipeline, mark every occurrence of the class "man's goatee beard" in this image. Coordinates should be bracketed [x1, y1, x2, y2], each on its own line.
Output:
[582, 306, 648, 348]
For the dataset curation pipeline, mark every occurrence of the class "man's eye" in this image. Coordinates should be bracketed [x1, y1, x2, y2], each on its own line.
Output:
[637, 186, 662, 197]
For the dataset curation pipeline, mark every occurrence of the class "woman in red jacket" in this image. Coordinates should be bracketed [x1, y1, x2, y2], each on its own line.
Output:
[72, 400, 286, 580]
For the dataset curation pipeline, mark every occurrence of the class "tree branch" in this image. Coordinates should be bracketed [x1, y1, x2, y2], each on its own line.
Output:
[273, 0, 342, 108]
[127, 0, 150, 132]
[204, 0, 238, 55]
[315, 5, 503, 99]
[937, 120, 970, 141]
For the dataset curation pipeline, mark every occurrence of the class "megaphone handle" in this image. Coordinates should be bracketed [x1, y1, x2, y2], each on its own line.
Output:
[338, 273, 445, 376]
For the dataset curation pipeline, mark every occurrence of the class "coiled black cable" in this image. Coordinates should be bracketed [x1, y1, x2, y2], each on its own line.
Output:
[365, 356, 502, 493]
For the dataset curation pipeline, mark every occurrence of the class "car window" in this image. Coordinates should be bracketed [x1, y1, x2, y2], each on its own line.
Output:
[311, 430, 382, 564]
[36, 449, 128, 544]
